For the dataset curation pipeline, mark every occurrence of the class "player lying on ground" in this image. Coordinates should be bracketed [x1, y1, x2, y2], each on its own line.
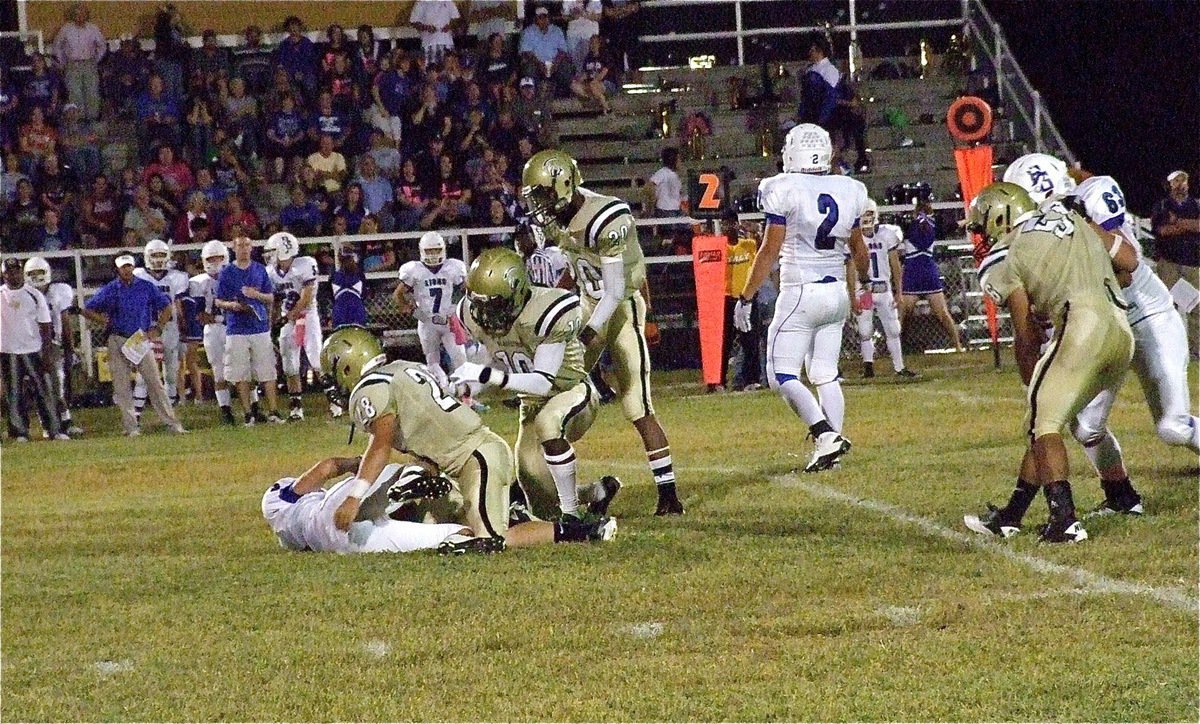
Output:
[321, 326, 617, 553]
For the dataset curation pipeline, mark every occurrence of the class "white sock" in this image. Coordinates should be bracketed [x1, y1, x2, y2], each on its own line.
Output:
[647, 448, 675, 487]
[1082, 429, 1125, 472]
[543, 445, 579, 516]
[860, 339, 874, 363]
[816, 380, 845, 432]
[166, 383, 178, 404]
[133, 377, 147, 412]
[886, 334, 905, 372]
[215, 388, 231, 407]
[250, 386, 260, 403]
[779, 379, 825, 427]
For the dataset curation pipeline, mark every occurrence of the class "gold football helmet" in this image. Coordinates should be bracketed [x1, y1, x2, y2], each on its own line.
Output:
[520, 149, 582, 227]
[320, 325, 386, 403]
[466, 248, 532, 334]
[966, 182, 1038, 251]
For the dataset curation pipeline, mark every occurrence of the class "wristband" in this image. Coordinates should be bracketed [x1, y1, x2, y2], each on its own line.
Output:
[347, 477, 371, 499]
[1108, 234, 1123, 259]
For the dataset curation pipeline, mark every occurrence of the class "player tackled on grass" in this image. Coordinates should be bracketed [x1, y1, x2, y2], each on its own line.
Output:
[854, 200, 916, 379]
[520, 149, 684, 515]
[451, 248, 621, 526]
[963, 182, 1134, 542]
[322, 325, 616, 553]
[734, 124, 872, 472]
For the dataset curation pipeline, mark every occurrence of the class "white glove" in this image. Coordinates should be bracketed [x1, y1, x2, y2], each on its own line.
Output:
[450, 362, 507, 389]
[733, 298, 753, 333]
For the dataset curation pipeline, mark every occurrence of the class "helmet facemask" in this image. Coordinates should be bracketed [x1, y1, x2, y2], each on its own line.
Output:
[520, 183, 567, 227]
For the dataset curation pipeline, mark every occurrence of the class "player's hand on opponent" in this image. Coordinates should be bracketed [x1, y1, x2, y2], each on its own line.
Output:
[733, 298, 753, 333]
[333, 496, 361, 531]
[450, 362, 505, 397]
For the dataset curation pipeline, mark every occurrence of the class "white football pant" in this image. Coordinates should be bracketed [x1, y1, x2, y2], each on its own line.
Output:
[417, 320, 466, 391]
[203, 324, 227, 384]
[279, 314, 324, 378]
[856, 291, 905, 371]
[766, 282, 850, 430]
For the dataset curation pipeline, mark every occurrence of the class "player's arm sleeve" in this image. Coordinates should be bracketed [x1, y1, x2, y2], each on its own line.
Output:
[585, 256, 624, 333]
[758, 180, 787, 229]
[500, 297, 581, 395]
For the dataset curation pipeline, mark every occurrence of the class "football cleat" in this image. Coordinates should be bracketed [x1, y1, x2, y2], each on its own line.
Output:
[862, 362, 875, 378]
[1086, 496, 1144, 518]
[387, 467, 452, 505]
[244, 414, 256, 427]
[804, 432, 852, 472]
[220, 407, 237, 425]
[65, 423, 84, 436]
[1038, 517, 1088, 543]
[438, 534, 506, 555]
[267, 413, 285, 424]
[508, 500, 535, 527]
[963, 503, 1021, 538]
[896, 368, 919, 378]
[587, 475, 623, 517]
[288, 407, 304, 421]
[654, 493, 685, 516]
[594, 517, 618, 541]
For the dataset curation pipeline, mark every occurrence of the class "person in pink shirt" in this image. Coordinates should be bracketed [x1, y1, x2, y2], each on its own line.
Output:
[52, 3, 107, 121]
[142, 145, 195, 201]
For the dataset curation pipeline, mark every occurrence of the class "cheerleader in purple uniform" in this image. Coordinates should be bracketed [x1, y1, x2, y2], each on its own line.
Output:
[899, 202, 964, 351]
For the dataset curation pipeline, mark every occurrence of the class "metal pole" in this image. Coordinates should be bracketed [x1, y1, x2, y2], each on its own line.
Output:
[848, 0, 858, 77]
[994, 37, 1003, 105]
[17, 0, 28, 35]
[735, 0, 745, 67]
[73, 252, 94, 379]
[1032, 90, 1043, 152]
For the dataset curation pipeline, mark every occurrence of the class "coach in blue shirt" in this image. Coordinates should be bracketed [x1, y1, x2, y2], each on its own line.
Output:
[82, 252, 184, 435]
[216, 235, 283, 424]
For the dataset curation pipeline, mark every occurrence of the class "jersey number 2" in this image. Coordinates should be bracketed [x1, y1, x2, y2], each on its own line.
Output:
[815, 193, 840, 250]
[404, 367, 460, 412]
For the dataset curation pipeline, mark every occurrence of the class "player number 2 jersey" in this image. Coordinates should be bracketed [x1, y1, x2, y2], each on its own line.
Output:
[555, 187, 646, 302]
[458, 286, 587, 399]
[349, 360, 490, 472]
[1073, 175, 1174, 322]
[757, 172, 869, 286]
[398, 258, 467, 325]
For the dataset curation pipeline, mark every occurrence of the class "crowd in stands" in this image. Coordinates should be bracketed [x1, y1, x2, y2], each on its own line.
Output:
[0, 1, 632, 279]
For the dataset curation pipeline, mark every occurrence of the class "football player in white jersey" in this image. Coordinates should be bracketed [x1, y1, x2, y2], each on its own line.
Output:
[262, 456, 471, 554]
[854, 200, 916, 379]
[394, 232, 471, 393]
[189, 240, 239, 425]
[515, 219, 572, 288]
[265, 231, 325, 421]
[23, 257, 82, 435]
[133, 239, 189, 412]
[1002, 152, 1077, 206]
[734, 123, 872, 472]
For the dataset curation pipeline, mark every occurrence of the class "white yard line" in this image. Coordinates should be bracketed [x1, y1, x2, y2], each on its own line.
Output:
[907, 387, 1023, 406]
[777, 474, 1198, 615]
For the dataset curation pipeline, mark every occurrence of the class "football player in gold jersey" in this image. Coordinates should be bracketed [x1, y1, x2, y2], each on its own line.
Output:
[320, 325, 616, 553]
[450, 248, 621, 525]
[520, 149, 685, 515]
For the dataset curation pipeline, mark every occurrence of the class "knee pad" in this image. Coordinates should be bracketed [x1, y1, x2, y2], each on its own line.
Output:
[1070, 419, 1105, 448]
[1156, 415, 1196, 448]
[806, 360, 839, 387]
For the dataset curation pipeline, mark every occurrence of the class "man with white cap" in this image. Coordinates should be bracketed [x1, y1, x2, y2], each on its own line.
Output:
[1, 257, 65, 442]
[81, 252, 185, 436]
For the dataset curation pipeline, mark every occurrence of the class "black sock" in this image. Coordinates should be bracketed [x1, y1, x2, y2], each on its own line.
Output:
[1100, 476, 1137, 502]
[809, 420, 835, 438]
[553, 518, 592, 542]
[1000, 478, 1039, 522]
[1044, 480, 1076, 520]
[250, 400, 260, 415]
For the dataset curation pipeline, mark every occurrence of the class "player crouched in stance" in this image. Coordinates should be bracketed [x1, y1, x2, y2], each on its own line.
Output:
[321, 325, 616, 554]
[262, 457, 471, 553]
[451, 248, 621, 527]
[734, 123, 872, 472]
[963, 183, 1134, 542]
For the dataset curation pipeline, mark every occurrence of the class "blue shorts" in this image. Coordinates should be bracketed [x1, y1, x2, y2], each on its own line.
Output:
[902, 257, 943, 296]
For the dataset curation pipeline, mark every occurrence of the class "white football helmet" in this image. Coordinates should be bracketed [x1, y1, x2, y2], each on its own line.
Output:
[419, 231, 446, 267]
[268, 231, 300, 263]
[861, 199, 878, 235]
[23, 256, 51, 288]
[1002, 153, 1076, 205]
[782, 123, 832, 174]
[201, 240, 230, 276]
[144, 239, 171, 272]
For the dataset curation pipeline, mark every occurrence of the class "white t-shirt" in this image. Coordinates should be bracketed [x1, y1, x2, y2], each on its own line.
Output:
[411, 0, 461, 51]
[757, 172, 869, 286]
[189, 272, 223, 326]
[42, 282, 74, 343]
[865, 224, 903, 287]
[134, 268, 189, 327]
[563, 0, 603, 40]
[399, 258, 467, 325]
[649, 166, 683, 212]
[0, 283, 51, 354]
[267, 256, 321, 321]
[471, 0, 516, 39]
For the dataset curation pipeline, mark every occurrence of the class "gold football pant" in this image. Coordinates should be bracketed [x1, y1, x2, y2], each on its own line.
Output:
[583, 293, 656, 422]
[515, 381, 598, 518]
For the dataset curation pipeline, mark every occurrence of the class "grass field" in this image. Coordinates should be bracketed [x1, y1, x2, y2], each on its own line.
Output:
[2, 350, 1197, 721]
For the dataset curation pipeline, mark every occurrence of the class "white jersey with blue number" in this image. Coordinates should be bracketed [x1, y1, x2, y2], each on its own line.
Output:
[134, 268, 188, 326]
[189, 272, 223, 325]
[1074, 175, 1174, 322]
[526, 245, 569, 288]
[758, 172, 869, 286]
[267, 256, 321, 322]
[866, 223, 903, 287]
[399, 258, 467, 326]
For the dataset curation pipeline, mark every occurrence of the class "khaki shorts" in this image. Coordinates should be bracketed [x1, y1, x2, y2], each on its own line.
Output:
[583, 293, 655, 422]
[515, 381, 598, 518]
[1025, 303, 1134, 440]
[224, 332, 277, 383]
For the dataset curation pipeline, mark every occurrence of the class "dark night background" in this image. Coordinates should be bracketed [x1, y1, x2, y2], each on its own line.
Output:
[2, 0, 1195, 212]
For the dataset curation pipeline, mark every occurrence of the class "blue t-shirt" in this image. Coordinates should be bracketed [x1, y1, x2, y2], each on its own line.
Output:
[216, 261, 273, 335]
[136, 91, 180, 124]
[330, 269, 367, 327]
[85, 276, 171, 338]
[269, 109, 306, 141]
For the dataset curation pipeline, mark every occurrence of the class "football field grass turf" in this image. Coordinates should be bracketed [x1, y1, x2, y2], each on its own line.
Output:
[2, 351, 1197, 721]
